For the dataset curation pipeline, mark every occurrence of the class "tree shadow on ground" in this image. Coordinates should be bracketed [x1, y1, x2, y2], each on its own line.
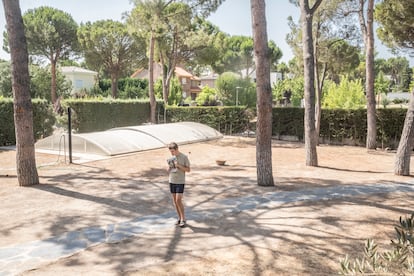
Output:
[41, 190, 413, 275]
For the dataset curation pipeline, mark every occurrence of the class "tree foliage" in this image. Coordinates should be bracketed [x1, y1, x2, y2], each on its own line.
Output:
[215, 72, 256, 107]
[0, 61, 71, 100]
[213, 35, 282, 76]
[155, 77, 183, 105]
[318, 39, 360, 83]
[19, 6, 78, 103]
[375, 71, 390, 99]
[186, 19, 226, 73]
[128, 0, 224, 122]
[29, 65, 71, 100]
[384, 57, 412, 92]
[78, 20, 146, 98]
[375, 0, 414, 51]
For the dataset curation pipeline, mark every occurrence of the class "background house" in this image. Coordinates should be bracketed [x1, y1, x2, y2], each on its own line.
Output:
[61, 66, 98, 95]
[200, 72, 219, 89]
[131, 64, 202, 101]
[242, 68, 283, 86]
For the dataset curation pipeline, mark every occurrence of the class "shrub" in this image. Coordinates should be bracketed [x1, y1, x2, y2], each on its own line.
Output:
[196, 85, 218, 106]
[323, 76, 365, 109]
[340, 213, 414, 275]
[272, 77, 304, 107]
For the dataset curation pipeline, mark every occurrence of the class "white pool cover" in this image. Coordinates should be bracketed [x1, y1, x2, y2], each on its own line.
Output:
[35, 122, 223, 156]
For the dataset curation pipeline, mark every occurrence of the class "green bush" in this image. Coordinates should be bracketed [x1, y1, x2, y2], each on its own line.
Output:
[215, 72, 256, 107]
[98, 77, 148, 99]
[0, 98, 55, 146]
[340, 213, 414, 275]
[196, 85, 218, 106]
[322, 77, 365, 109]
[272, 77, 304, 107]
[155, 77, 183, 105]
[118, 78, 148, 99]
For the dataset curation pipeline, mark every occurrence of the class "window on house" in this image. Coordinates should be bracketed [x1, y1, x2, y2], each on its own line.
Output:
[75, 79, 83, 88]
[181, 78, 187, 84]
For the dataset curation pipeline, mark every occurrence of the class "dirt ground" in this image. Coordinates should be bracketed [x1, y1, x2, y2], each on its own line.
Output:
[1, 136, 414, 275]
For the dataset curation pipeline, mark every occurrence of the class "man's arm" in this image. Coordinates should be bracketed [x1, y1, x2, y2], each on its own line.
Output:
[176, 163, 190, 172]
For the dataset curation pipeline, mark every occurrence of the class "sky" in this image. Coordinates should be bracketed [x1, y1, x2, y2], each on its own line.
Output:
[0, 0, 412, 65]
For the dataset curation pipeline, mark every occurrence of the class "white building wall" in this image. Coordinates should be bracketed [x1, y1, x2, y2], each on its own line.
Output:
[61, 66, 98, 95]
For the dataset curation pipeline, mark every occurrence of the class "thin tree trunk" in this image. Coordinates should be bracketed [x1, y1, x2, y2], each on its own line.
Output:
[315, 63, 327, 145]
[313, 20, 326, 145]
[359, 0, 376, 149]
[251, 0, 274, 186]
[111, 73, 118, 98]
[300, 0, 321, 167]
[314, 31, 321, 145]
[51, 60, 58, 104]
[159, 33, 178, 107]
[148, 33, 156, 124]
[394, 90, 414, 176]
[3, 0, 39, 186]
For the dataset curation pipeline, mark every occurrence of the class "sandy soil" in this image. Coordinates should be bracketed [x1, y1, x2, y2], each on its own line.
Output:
[1, 136, 413, 275]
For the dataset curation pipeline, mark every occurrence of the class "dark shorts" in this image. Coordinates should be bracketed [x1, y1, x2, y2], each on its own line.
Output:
[170, 183, 185, 194]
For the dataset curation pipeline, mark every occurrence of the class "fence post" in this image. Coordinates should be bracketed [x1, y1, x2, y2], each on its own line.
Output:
[68, 107, 73, 164]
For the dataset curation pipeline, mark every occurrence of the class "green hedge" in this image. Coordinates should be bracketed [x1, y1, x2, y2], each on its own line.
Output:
[0, 98, 55, 146]
[61, 99, 155, 133]
[0, 96, 409, 149]
[0, 98, 14, 146]
[272, 107, 305, 140]
[272, 107, 406, 148]
[166, 106, 251, 135]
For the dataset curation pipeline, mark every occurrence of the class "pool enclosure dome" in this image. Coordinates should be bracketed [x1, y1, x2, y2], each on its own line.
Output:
[36, 122, 223, 156]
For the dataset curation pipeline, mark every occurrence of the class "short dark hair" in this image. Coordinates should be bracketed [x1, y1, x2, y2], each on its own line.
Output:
[168, 142, 178, 150]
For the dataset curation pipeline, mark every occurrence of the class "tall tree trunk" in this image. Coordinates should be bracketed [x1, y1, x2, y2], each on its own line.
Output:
[359, 0, 376, 149]
[51, 60, 58, 104]
[110, 73, 118, 98]
[3, 0, 39, 186]
[315, 62, 327, 145]
[164, 67, 175, 103]
[251, 0, 274, 187]
[159, 33, 178, 107]
[162, 66, 169, 105]
[394, 90, 414, 176]
[300, 0, 322, 167]
[313, 20, 327, 146]
[148, 32, 156, 123]
[314, 30, 321, 146]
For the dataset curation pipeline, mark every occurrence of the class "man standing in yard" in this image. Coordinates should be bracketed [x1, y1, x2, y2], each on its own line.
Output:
[167, 142, 190, 227]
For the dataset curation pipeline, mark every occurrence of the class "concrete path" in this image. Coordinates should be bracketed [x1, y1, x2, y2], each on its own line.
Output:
[1, 182, 413, 276]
